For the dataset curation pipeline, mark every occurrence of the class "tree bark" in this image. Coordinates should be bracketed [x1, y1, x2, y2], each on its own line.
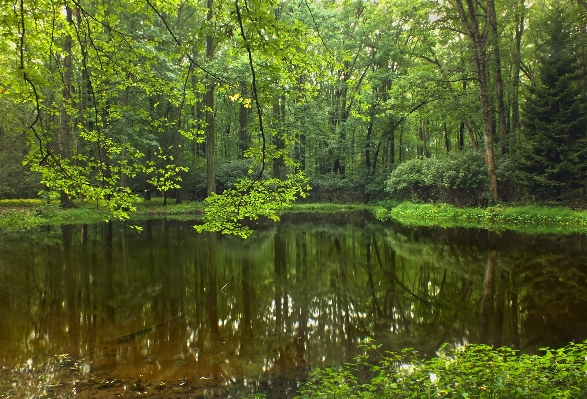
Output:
[205, 0, 216, 196]
[487, 0, 508, 156]
[272, 95, 286, 179]
[454, 0, 499, 204]
[510, 0, 525, 152]
[60, 5, 75, 208]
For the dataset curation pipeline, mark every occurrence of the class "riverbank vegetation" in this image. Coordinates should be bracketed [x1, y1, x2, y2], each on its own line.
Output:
[297, 340, 587, 399]
[4, 199, 587, 236]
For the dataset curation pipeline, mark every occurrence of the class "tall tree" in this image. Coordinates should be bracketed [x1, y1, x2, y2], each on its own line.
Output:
[205, 0, 216, 196]
[518, 8, 587, 200]
[452, 0, 499, 204]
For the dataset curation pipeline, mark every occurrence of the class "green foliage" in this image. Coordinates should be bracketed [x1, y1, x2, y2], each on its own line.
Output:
[306, 173, 366, 203]
[215, 159, 267, 193]
[387, 202, 587, 234]
[297, 341, 587, 399]
[385, 152, 488, 206]
[518, 8, 587, 200]
[0, 199, 45, 207]
[145, 150, 189, 195]
[0, 209, 44, 231]
[195, 171, 309, 238]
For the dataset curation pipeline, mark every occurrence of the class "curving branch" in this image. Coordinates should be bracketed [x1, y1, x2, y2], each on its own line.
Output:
[235, 0, 266, 181]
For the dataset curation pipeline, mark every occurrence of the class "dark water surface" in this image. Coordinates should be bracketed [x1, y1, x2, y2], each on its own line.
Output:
[1, 212, 587, 398]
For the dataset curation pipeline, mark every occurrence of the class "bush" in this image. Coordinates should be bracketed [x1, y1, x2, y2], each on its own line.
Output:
[182, 159, 267, 200]
[305, 173, 366, 203]
[298, 340, 587, 399]
[385, 152, 488, 206]
[496, 154, 523, 203]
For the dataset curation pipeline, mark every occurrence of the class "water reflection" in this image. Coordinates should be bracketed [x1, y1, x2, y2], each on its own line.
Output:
[0, 213, 586, 398]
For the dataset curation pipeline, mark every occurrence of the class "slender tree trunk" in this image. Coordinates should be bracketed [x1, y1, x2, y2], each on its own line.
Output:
[443, 122, 450, 152]
[459, 121, 465, 151]
[272, 95, 286, 179]
[510, 0, 525, 152]
[455, 0, 499, 204]
[205, 0, 216, 196]
[365, 104, 374, 172]
[487, 0, 508, 155]
[60, 6, 75, 208]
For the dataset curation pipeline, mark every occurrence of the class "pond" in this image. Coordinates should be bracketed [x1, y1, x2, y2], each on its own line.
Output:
[1, 212, 587, 398]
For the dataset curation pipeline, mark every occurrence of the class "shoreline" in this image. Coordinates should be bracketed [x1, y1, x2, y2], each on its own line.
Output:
[2, 199, 587, 235]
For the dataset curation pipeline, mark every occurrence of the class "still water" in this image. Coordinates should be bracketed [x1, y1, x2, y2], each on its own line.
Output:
[1, 212, 587, 398]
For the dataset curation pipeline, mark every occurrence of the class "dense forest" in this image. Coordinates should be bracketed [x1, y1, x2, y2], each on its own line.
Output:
[1, 0, 586, 226]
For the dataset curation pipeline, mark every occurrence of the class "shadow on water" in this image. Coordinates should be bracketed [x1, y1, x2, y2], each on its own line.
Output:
[0, 212, 587, 397]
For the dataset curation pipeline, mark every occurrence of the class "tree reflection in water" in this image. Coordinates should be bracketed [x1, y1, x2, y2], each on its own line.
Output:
[0, 212, 586, 398]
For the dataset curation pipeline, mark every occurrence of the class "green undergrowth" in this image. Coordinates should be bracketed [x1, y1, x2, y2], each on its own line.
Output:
[4, 199, 587, 235]
[385, 202, 587, 234]
[289, 203, 370, 213]
[0, 199, 205, 231]
[297, 340, 587, 399]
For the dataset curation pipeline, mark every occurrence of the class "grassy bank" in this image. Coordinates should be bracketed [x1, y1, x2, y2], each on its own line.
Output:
[3, 199, 587, 235]
[0, 199, 205, 231]
[384, 202, 587, 234]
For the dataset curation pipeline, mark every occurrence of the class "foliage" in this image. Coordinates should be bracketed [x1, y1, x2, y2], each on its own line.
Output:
[305, 173, 367, 204]
[2, 0, 587, 233]
[385, 152, 488, 206]
[215, 159, 267, 193]
[517, 8, 587, 200]
[386, 202, 587, 234]
[195, 171, 309, 238]
[0, 199, 45, 207]
[297, 340, 587, 398]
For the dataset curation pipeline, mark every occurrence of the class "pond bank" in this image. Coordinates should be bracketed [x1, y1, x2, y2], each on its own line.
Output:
[2, 199, 587, 235]
[382, 202, 587, 234]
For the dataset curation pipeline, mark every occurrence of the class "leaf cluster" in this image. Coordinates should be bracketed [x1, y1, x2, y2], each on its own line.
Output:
[297, 341, 587, 398]
[386, 152, 488, 206]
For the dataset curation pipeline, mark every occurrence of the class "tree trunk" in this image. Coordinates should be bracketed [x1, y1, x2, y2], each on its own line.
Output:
[205, 0, 216, 196]
[510, 0, 525, 152]
[487, 0, 508, 156]
[455, 0, 499, 204]
[239, 82, 250, 158]
[443, 122, 450, 152]
[272, 95, 286, 179]
[60, 5, 75, 208]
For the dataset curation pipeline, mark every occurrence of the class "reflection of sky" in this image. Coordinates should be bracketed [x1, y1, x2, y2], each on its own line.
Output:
[1, 218, 587, 397]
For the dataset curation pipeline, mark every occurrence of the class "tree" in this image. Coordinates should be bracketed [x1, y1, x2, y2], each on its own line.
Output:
[518, 8, 587, 200]
[452, 0, 500, 204]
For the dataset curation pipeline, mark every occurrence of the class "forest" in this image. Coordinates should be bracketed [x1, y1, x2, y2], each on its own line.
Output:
[1, 0, 587, 233]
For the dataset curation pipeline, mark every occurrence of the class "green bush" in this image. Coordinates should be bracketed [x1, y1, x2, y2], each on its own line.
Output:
[385, 152, 488, 206]
[297, 340, 587, 399]
[305, 173, 366, 203]
[496, 154, 523, 203]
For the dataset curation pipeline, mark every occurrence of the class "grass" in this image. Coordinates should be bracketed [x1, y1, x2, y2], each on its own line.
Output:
[3, 198, 587, 235]
[384, 201, 587, 234]
[289, 203, 371, 213]
[0, 199, 205, 231]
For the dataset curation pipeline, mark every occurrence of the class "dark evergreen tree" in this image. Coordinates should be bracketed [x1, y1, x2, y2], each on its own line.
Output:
[518, 9, 587, 200]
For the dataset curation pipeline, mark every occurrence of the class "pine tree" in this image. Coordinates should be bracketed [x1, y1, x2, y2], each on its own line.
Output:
[519, 9, 587, 200]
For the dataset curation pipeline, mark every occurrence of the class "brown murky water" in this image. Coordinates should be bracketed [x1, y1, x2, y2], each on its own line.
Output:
[1, 212, 587, 398]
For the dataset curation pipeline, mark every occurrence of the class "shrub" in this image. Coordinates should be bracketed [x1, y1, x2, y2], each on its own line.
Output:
[305, 173, 366, 203]
[297, 341, 587, 399]
[385, 152, 488, 206]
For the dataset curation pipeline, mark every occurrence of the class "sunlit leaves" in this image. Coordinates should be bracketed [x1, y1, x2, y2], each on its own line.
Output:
[195, 170, 309, 238]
